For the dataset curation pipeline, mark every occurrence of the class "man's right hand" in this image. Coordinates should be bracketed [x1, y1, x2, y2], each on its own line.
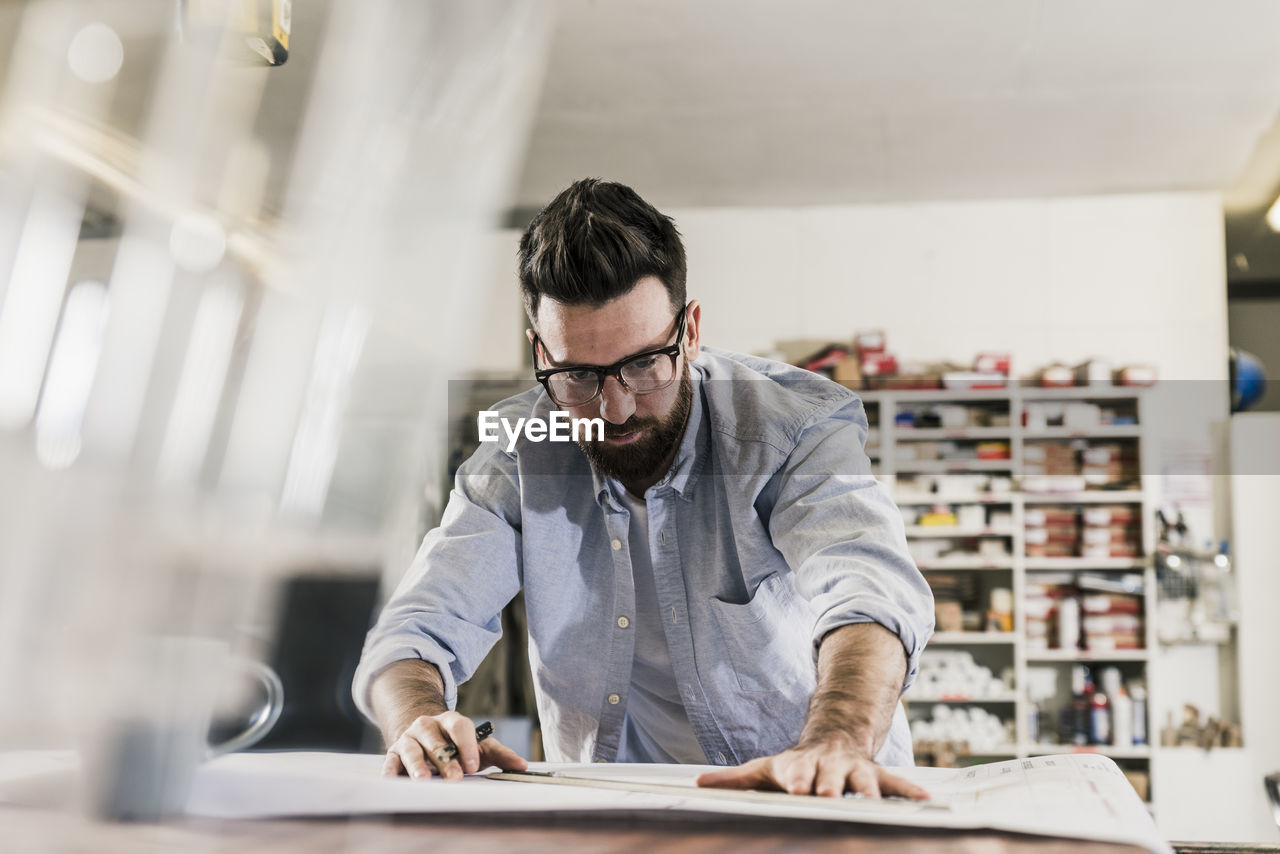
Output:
[381, 710, 529, 780]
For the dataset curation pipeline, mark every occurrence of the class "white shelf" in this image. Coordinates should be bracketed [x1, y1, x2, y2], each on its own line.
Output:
[1021, 491, 1145, 504]
[929, 631, 1017, 645]
[908, 694, 1019, 703]
[960, 746, 1022, 757]
[1023, 426, 1142, 440]
[895, 459, 1014, 473]
[904, 526, 1015, 537]
[860, 388, 1012, 402]
[1018, 386, 1149, 400]
[1024, 557, 1147, 571]
[893, 493, 1016, 506]
[871, 386, 1157, 784]
[916, 558, 1014, 571]
[1025, 649, 1149, 662]
[1024, 743, 1152, 759]
[895, 427, 1013, 441]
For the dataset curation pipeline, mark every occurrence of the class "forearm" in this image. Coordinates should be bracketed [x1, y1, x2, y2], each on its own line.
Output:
[800, 622, 907, 758]
[369, 658, 449, 747]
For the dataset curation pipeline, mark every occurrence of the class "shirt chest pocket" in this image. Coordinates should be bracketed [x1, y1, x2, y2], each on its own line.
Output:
[707, 571, 817, 695]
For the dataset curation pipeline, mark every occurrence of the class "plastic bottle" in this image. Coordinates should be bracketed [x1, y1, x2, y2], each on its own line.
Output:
[1111, 686, 1133, 747]
[1099, 667, 1122, 699]
[1058, 596, 1080, 650]
[1090, 690, 1111, 745]
[1130, 682, 1148, 746]
[1070, 664, 1092, 746]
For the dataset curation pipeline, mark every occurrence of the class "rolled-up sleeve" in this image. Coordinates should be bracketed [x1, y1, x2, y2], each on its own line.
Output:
[764, 396, 934, 692]
[352, 444, 524, 721]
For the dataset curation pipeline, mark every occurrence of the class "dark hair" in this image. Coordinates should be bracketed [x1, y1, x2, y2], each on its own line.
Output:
[518, 178, 686, 324]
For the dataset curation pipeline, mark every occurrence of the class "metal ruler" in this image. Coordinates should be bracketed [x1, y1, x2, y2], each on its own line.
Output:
[486, 770, 951, 815]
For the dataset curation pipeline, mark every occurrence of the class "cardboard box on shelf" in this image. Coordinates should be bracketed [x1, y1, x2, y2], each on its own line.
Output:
[1073, 359, 1113, 387]
[1025, 507, 1080, 527]
[832, 355, 862, 388]
[1114, 365, 1157, 387]
[1081, 505, 1140, 526]
[1082, 593, 1143, 615]
[1081, 526, 1142, 547]
[1037, 364, 1075, 387]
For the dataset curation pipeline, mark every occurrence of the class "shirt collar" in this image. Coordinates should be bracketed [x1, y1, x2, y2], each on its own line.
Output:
[593, 365, 706, 508]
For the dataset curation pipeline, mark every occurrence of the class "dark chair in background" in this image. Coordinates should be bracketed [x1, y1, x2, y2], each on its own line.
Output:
[251, 574, 382, 752]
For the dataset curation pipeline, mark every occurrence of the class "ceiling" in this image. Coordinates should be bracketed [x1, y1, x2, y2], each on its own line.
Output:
[516, 0, 1280, 212]
[8, 1, 1280, 233]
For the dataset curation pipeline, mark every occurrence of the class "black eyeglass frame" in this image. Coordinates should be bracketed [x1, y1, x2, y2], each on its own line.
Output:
[531, 305, 689, 407]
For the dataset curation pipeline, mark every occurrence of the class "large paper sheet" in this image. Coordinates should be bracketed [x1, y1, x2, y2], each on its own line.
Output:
[183, 752, 1169, 853]
[0, 749, 1168, 852]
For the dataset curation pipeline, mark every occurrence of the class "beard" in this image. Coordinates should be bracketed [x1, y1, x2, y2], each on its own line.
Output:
[577, 366, 693, 486]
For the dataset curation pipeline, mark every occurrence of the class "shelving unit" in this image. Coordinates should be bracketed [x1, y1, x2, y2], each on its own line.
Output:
[861, 385, 1157, 804]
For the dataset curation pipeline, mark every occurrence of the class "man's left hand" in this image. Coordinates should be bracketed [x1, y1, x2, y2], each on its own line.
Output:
[694, 740, 930, 800]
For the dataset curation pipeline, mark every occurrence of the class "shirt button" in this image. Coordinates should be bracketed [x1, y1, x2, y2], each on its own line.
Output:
[611, 539, 622, 551]
[595, 758, 608, 763]
[617, 616, 630, 629]
[607, 693, 621, 705]
[716, 752, 726, 764]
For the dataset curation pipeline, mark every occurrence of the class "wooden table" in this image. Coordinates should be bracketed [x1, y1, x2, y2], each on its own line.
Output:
[2, 804, 1157, 853]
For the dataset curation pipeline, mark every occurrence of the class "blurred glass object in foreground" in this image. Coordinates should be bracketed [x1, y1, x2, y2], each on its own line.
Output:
[0, 0, 552, 820]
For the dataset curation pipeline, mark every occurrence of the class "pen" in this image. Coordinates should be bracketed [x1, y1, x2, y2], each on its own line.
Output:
[430, 720, 494, 769]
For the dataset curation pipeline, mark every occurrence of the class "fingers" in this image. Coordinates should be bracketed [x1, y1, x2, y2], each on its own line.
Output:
[876, 767, 931, 801]
[813, 756, 847, 798]
[479, 737, 529, 772]
[386, 728, 436, 780]
[383, 714, 530, 781]
[387, 713, 474, 781]
[779, 752, 818, 795]
[695, 757, 773, 790]
[438, 713, 481, 775]
[846, 762, 881, 799]
[697, 749, 931, 802]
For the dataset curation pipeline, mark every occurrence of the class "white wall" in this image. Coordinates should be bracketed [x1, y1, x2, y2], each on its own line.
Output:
[1222, 414, 1280, 843]
[479, 192, 1230, 381]
[674, 192, 1228, 381]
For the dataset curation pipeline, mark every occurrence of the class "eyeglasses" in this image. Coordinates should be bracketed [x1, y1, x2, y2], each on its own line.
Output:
[532, 306, 688, 408]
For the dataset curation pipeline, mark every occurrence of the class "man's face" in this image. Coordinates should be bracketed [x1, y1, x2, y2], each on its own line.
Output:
[530, 277, 701, 485]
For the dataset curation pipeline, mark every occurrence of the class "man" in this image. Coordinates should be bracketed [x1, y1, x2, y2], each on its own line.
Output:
[353, 178, 934, 799]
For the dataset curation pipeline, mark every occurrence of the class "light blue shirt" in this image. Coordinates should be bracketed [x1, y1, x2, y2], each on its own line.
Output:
[354, 347, 934, 766]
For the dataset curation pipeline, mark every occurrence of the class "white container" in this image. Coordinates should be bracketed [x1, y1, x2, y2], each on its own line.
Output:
[1111, 687, 1133, 747]
[1130, 683, 1148, 745]
[1057, 596, 1080, 650]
